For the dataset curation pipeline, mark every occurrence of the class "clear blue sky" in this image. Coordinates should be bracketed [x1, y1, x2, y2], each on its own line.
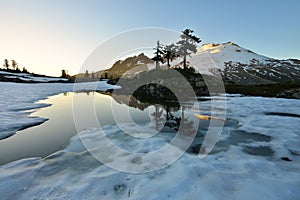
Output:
[1, 0, 299, 76]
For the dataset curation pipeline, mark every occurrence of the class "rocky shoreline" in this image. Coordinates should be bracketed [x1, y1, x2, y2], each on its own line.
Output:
[108, 69, 300, 100]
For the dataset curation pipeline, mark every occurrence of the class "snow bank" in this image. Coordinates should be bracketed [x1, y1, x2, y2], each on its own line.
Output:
[0, 123, 299, 199]
[226, 97, 300, 159]
[0, 71, 69, 82]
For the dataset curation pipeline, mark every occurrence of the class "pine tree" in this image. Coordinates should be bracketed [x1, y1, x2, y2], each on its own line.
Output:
[163, 43, 178, 67]
[85, 70, 89, 78]
[22, 67, 28, 73]
[3, 59, 9, 69]
[176, 29, 201, 69]
[61, 69, 68, 78]
[152, 41, 165, 70]
[11, 60, 18, 70]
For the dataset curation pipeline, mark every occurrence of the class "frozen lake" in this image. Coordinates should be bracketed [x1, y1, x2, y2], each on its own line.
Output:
[0, 82, 300, 199]
[0, 92, 174, 164]
[0, 91, 200, 165]
[2, 91, 300, 166]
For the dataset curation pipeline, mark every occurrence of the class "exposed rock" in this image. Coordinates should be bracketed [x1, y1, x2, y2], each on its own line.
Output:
[276, 88, 300, 99]
[281, 157, 292, 162]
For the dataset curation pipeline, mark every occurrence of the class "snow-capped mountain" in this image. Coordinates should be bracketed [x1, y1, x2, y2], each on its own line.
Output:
[96, 42, 300, 85]
[192, 42, 300, 84]
[195, 42, 270, 70]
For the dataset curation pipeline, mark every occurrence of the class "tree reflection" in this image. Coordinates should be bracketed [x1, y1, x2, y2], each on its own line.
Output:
[100, 88, 196, 136]
[151, 104, 165, 131]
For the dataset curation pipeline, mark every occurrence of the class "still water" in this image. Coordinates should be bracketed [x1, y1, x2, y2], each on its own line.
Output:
[0, 92, 196, 165]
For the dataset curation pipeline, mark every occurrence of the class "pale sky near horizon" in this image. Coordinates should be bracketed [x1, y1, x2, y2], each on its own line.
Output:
[1, 0, 300, 76]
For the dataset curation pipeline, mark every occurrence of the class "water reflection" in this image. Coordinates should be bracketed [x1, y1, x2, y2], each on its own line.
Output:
[0, 91, 199, 165]
[99, 91, 198, 136]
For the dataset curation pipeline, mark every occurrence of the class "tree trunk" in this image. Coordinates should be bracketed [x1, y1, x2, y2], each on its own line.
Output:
[155, 105, 159, 131]
[156, 50, 160, 70]
[166, 106, 170, 120]
[156, 61, 160, 70]
[183, 55, 187, 69]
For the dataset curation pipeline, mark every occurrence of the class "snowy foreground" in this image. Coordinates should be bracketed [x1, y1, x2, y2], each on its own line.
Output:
[0, 82, 300, 199]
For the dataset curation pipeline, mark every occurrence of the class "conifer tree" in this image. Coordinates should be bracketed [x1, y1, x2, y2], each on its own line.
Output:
[152, 41, 165, 69]
[11, 60, 18, 70]
[163, 43, 178, 67]
[176, 29, 201, 69]
[3, 59, 9, 69]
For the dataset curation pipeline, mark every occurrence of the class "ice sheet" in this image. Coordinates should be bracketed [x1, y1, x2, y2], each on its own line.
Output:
[0, 123, 299, 200]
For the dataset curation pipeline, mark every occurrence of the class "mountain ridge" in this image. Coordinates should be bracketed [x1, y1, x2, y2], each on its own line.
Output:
[89, 41, 300, 85]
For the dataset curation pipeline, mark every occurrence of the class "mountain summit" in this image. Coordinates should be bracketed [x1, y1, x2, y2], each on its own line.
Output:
[192, 42, 300, 84]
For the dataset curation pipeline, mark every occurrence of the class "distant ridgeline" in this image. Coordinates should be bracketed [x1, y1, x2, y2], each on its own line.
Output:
[73, 53, 154, 82]
[0, 68, 71, 83]
[0, 59, 72, 83]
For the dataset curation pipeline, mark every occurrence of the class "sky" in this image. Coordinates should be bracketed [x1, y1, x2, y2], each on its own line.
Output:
[0, 0, 300, 76]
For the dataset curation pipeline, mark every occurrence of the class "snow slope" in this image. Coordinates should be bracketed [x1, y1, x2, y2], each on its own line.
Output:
[0, 81, 120, 139]
[195, 42, 270, 70]
[184, 42, 300, 84]
[0, 96, 300, 200]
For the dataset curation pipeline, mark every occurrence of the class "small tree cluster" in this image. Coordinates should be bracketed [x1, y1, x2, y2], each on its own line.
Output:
[2, 59, 25, 72]
[152, 29, 201, 69]
[22, 67, 28, 73]
[61, 69, 70, 78]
